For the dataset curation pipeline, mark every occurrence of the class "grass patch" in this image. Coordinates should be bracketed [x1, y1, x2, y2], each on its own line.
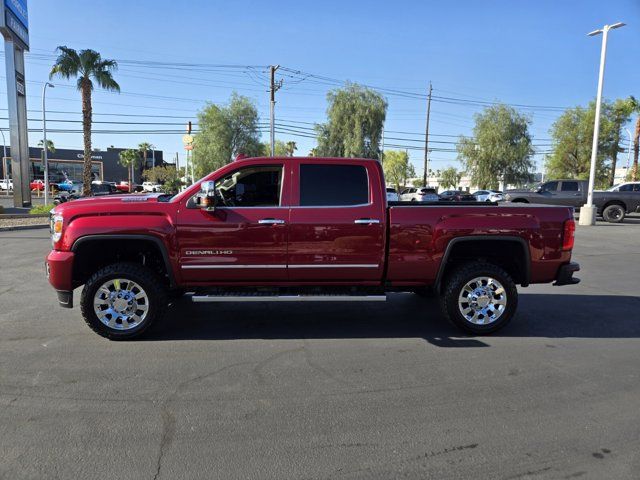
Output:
[29, 204, 56, 215]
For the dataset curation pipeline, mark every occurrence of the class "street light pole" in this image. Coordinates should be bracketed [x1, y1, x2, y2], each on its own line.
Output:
[579, 22, 625, 226]
[0, 128, 7, 195]
[42, 82, 55, 205]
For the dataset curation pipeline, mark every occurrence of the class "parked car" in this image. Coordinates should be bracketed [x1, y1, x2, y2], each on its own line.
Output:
[386, 187, 400, 202]
[53, 183, 118, 205]
[401, 187, 439, 202]
[57, 181, 83, 193]
[0, 178, 12, 191]
[607, 182, 640, 192]
[46, 156, 579, 340]
[142, 181, 163, 193]
[505, 179, 640, 223]
[472, 190, 505, 202]
[439, 190, 476, 201]
[30, 179, 46, 191]
[115, 181, 143, 193]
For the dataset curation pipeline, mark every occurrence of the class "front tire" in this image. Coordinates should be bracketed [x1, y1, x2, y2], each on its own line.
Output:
[80, 262, 167, 340]
[602, 204, 625, 223]
[440, 262, 517, 335]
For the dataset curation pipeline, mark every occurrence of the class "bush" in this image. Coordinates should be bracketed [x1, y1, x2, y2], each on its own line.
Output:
[30, 204, 56, 215]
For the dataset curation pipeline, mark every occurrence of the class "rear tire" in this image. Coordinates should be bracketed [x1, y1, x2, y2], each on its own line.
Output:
[80, 262, 167, 340]
[440, 262, 517, 335]
[602, 204, 625, 223]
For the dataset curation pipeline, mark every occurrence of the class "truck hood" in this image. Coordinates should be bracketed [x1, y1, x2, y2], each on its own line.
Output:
[53, 193, 172, 217]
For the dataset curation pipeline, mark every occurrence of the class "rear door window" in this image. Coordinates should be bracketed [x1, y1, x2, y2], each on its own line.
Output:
[300, 164, 369, 206]
[561, 181, 579, 191]
[541, 181, 558, 192]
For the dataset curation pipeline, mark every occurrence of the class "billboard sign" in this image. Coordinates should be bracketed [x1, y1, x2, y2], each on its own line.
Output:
[4, 0, 27, 29]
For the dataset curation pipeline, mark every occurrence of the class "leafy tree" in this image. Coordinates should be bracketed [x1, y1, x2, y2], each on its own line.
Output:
[316, 83, 387, 159]
[262, 140, 289, 156]
[143, 165, 183, 193]
[383, 150, 415, 193]
[607, 98, 635, 186]
[545, 101, 615, 186]
[629, 96, 640, 181]
[457, 104, 534, 189]
[439, 167, 462, 189]
[193, 93, 262, 177]
[118, 149, 139, 192]
[50, 47, 119, 196]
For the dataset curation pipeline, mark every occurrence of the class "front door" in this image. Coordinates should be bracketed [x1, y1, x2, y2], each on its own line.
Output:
[287, 161, 386, 282]
[177, 163, 289, 283]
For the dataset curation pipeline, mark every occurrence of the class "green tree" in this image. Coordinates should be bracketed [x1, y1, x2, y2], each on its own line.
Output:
[439, 167, 462, 189]
[143, 165, 183, 194]
[629, 96, 640, 181]
[607, 98, 635, 186]
[38, 139, 55, 161]
[138, 141, 154, 169]
[118, 149, 139, 193]
[193, 93, 262, 177]
[457, 104, 534, 189]
[262, 140, 289, 156]
[316, 83, 387, 159]
[545, 101, 615, 186]
[382, 150, 415, 193]
[49, 47, 119, 196]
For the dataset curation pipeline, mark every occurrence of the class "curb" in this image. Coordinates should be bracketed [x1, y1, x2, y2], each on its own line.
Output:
[0, 214, 49, 219]
[0, 224, 49, 232]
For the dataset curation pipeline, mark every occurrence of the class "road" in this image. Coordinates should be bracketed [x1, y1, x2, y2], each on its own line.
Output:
[1, 221, 639, 479]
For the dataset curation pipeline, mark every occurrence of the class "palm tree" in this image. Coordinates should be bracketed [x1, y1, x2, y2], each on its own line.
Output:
[138, 142, 154, 181]
[38, 139, 55, 162]
[285, 141, 297, 157]
[119, 149, 139, 193]
[49, 47, 120, 196]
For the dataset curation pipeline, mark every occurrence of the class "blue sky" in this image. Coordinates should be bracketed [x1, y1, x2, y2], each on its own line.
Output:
[3, 0, 639, 177]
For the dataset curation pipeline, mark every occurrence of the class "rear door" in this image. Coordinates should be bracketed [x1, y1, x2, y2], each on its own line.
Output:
[287, 160, 386, 282]
[177, 162, 290, 283]
[557, 180, 583, 207]
[534, 181, 560, 204]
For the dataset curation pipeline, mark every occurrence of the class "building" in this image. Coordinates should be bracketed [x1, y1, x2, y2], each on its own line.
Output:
[1, 146, 164, 184]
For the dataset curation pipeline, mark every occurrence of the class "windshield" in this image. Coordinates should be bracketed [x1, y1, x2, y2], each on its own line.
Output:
[607, 184, 620, 192]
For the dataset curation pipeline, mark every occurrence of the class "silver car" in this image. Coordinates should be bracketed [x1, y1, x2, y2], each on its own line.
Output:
[472, 190, 504, 202]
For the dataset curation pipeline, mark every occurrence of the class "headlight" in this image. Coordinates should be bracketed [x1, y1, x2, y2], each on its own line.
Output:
[51, 214, 64, 244]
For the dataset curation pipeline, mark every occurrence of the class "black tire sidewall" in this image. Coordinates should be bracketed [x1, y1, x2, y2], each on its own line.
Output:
[603, 205, 624, 223]
[442, 262, 518, 335]
[80, 262, 166, 340]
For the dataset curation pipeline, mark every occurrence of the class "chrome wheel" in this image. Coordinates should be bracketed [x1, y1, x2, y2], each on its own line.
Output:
[93, 278, 149, 330]
[457, 276, 507, 325]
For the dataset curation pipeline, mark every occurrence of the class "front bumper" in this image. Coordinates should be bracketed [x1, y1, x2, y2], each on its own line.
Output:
[553, 262, 580, 286]
[45, 250, 75, 307]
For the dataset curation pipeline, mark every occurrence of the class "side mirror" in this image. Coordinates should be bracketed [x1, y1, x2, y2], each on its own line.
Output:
[199, 181, 217, 211]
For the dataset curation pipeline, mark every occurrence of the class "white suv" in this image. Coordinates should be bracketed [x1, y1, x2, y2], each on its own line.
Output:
[0, 179, 12, 191]
[401, 187, 439, 202]
[607, 182, 640, 192]
[386, 187, 400, 202]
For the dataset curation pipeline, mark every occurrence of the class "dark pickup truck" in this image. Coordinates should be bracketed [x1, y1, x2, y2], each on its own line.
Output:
[505, 179, 640, 223]
[46, 157, 579, 340]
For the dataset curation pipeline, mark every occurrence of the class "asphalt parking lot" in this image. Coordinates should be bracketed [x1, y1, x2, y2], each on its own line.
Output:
[1, 218, 639, 480]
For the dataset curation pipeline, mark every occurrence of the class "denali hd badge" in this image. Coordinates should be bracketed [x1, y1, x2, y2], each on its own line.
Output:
[185, 250, 233, 256]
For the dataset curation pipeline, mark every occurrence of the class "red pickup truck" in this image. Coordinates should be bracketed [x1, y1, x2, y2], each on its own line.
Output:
[46, 156, 579, 340]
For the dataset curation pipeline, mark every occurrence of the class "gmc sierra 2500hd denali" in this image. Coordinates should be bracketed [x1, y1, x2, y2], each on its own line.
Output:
[46, 157, 579, 340]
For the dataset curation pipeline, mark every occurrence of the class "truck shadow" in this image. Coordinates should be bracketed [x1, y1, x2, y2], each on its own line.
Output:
[145, 293, 640, 348]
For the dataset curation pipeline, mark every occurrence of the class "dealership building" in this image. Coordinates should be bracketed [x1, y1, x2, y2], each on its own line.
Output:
[0, 146, 165, 184]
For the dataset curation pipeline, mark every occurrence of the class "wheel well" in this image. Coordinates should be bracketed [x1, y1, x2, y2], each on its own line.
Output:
[72, 238, 171, 288]
[438, 239, 529, 287]
[601, 200, 626, 213]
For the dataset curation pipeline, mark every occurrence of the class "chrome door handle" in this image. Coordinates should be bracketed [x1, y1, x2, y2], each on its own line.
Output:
[354, 218, 380, 224]
[258, 218, 286, 225]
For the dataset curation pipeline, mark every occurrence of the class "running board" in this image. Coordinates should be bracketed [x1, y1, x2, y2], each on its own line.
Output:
[191, 294, 387, 303]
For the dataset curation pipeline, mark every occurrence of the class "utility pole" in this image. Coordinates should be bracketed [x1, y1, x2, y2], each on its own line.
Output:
[380, 128, 384, 163]
[423, 82, 432, 186]
[269, 65, 282, 157]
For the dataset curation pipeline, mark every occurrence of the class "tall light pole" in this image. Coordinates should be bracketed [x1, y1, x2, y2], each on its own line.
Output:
[579, 22, 625, 226]
[269, 65, 282, 157]
[42, 82, 55, 205]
